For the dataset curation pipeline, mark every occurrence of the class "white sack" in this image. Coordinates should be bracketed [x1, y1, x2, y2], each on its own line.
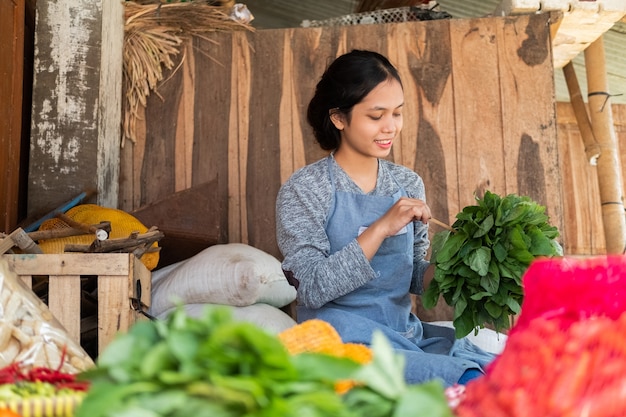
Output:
[149, 243, 297, 317]
[428, 321, 508, 354]
[157, 303, 297, 334]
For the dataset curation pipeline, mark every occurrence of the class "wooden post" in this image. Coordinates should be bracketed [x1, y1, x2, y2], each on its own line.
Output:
[0, 0, 25, 233]
[28, 1, 123, 217]
[97, 1, 124, 209]
[584, 36, 626, 254]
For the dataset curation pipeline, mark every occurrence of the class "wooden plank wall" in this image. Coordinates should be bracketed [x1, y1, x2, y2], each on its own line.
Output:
[556, 102, 626, 255]
[120, 13, 565, 265]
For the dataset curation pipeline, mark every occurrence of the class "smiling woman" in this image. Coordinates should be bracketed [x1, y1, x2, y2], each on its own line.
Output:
[275, 50, 496, 387]
[328, 78, 404, 193]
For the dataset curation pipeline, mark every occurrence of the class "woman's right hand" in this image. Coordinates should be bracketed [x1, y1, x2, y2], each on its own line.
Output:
[378, 197, 432, 236]
[357, 197, 431, 260]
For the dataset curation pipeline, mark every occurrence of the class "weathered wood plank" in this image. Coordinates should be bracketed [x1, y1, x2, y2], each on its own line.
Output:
[497, 13, 564, 237]
[449, 17, 506, 210]
[288, 27, 336, 167]
[0, 0, 25, 233]
[131, 179, 222, 266]
[141, 62, 183, 205]
[193, 34, 233, 243]
[48, 274, 82, 344]
[97, 274, 131, 354]
[557, 102, 608, 254]
[28, 2, 103, 215]
[97, 0, 124, 209]
[560, 125, 605, 255]
[227, 32, 251, 244]
[28, 1, 124, 216]
[175, 42, 196, 192]
[392, 19, 458, 230]
[245, 29, 287, 256]
[4, 253, 132, 275]
[133, 106, 147, 209]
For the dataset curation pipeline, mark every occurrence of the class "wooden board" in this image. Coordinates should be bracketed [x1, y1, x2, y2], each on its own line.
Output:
[450, 17, 507, 208]
[27, 0, 123, 214]
[131, 180, 224, 266]
[0, 0, 25, 233]
[497, 14, 564, 236]
[394, 18, 459, 230]
[118, 14, 562, 260]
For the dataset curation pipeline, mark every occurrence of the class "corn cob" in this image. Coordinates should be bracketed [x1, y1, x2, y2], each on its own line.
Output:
[278, 319, 374, 394]
[341, 343, 373, 364]
[278, 319, 344, 356]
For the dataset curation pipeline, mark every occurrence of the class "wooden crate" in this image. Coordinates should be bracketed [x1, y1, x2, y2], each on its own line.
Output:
[2, 253, 151, 356]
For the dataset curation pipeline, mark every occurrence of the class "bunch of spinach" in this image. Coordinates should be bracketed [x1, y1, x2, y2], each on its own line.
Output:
[423, 191, 562, 338]
[75, 306, 453, 417]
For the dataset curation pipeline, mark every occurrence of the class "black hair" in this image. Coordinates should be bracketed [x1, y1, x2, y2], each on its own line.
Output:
[306, 50, 403, 151]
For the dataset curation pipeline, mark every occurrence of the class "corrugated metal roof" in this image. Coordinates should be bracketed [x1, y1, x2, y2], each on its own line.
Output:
[243, 0, 625, 103]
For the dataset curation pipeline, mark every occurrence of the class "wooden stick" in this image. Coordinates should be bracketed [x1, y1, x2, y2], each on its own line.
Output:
[430, 217, 455, 232]
[11, 228, 44, 254]
[0, 228, 44, 255]
[55, 212, 110, 240]
[133, 243, 161, 260]
[64, 230, 164, 253]
[27, 222, 111, 241]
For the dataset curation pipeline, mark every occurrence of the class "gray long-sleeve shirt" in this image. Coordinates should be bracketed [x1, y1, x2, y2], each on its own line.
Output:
[276, 155, 431, 309]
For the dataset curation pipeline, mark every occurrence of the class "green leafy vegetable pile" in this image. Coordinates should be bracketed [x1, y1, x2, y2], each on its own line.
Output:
[423, 191, 562, 338]
[75, 307, 453, 417]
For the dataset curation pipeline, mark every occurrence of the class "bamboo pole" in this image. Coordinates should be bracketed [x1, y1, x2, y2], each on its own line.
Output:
[584, 36, 626, 254]
[562, 62, 601, 164]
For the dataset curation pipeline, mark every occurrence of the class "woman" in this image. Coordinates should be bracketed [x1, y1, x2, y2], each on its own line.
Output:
[275, 50, 494, 386]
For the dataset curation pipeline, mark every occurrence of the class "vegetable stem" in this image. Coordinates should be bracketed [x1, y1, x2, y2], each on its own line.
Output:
[430, 217, 455, 233]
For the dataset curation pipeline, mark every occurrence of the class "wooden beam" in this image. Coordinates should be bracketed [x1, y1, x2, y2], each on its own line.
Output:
[97, 0, 124, 208]
[0, 0, 25, 233]
[495, 0, 626, 68]
[28, 1, 124, 218]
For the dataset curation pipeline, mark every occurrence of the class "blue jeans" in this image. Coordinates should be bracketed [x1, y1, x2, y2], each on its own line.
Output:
[458, 368, 484, 385]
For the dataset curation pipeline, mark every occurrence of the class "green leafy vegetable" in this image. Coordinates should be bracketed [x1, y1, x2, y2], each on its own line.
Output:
[75, 306, 453, 417]
[423, 191, 562, 338]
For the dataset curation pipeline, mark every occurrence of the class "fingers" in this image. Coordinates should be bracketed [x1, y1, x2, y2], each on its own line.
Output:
[376, 197, 432, 238]
[396, 197, 431, 224]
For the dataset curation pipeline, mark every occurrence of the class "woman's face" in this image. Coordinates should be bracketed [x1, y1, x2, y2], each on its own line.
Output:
[332, 78, 404, 161]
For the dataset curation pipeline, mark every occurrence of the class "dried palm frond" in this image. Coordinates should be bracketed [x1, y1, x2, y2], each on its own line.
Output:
[123, 1, 253, 146]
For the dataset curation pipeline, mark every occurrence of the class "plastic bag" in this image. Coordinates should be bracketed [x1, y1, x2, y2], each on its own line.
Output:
[513, 255, 626, 332]
[455, 255, 626, 417]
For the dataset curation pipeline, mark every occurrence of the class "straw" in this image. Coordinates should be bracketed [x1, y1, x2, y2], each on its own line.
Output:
[122, 1, 253, 146]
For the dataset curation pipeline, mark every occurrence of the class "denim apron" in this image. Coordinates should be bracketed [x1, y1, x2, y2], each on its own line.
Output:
[297, 157, 491, 386]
